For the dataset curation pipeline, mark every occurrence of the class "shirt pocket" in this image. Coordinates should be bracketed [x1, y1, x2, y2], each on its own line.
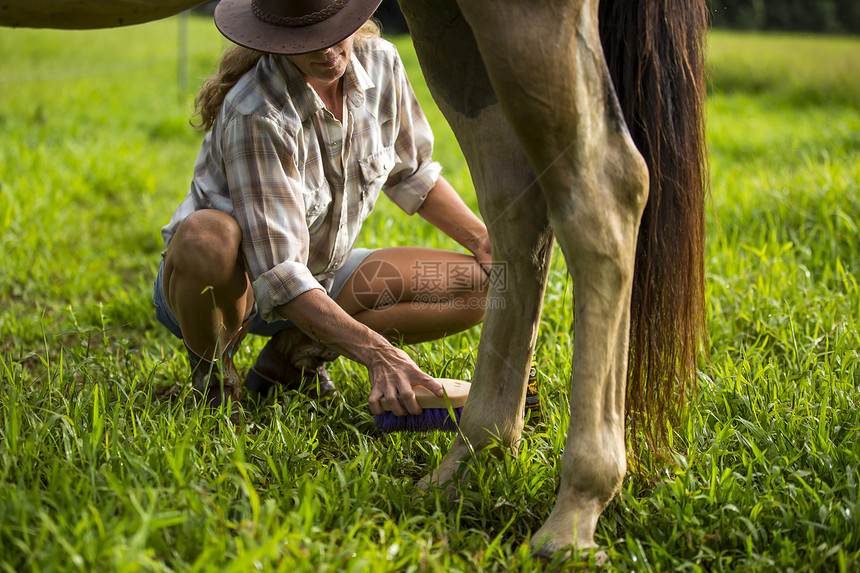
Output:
[358, 146, 395, 219]
[302, 180, 332, 234]
[359, 146, 396, 189]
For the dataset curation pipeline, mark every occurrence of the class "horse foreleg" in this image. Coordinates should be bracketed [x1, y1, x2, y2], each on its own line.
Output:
[399, 0, 553, 485]
[455, 0, 650, 555]
[428, 125, 552, 489]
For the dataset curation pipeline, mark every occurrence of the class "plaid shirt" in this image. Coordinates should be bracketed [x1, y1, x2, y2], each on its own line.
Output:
[162, 38, 442, 322]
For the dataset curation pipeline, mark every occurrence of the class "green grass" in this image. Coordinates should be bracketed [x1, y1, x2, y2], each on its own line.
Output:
[707, 30, 860, 105]
[1, 20, 858, 571]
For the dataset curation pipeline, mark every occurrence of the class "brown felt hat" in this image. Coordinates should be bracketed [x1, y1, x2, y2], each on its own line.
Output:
[214, 0, 383, 55]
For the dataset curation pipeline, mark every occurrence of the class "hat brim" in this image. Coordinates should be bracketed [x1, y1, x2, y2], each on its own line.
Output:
[215, 0, 382, 55]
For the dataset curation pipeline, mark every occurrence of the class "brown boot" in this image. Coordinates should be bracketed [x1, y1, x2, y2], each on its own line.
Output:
[186, 319, 249, 426]
[244, 328, 338, 399]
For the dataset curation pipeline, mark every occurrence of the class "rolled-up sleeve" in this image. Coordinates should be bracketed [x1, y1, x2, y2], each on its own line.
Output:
[223, 114, 325, 322]
[381, 58, 442, 215]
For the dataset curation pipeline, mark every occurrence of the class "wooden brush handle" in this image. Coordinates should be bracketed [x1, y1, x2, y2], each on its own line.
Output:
[379, 378, 470, 412]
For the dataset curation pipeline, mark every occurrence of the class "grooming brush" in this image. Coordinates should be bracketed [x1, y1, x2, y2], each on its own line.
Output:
[374, 378, 471, 433]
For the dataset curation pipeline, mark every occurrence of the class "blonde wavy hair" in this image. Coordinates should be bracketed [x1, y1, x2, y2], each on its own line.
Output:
[193, 19, 381, 131]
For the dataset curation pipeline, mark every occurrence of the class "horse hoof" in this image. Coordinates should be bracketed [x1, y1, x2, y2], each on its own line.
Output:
[532, 543, 608, 569]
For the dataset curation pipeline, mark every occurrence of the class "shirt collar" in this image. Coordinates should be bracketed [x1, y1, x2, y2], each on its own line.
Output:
[344, 51, 375, 114]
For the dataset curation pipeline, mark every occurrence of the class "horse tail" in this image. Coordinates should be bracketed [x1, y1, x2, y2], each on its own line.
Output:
[598, 0, 710, 455]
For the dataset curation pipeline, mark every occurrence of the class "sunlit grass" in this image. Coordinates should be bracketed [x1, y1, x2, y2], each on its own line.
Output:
[708, 30, 860, 105]
[1, 19, 858, 571]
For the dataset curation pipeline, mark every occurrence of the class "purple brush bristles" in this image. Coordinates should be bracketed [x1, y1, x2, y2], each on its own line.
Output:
[374, 406, 463, 433]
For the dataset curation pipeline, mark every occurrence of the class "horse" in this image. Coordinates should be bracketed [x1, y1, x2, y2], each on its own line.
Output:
[1, 0, 708, 559]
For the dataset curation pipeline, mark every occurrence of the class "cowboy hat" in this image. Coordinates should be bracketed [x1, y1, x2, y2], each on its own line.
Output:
[214, 0, 383, 55]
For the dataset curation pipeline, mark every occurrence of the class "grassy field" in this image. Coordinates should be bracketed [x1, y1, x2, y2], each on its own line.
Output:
[1, 18, 859, 571]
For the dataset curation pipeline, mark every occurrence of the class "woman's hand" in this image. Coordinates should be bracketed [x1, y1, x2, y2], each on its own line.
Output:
[366, 345, 443, 416]
[278, 290, 443, 417]
[466, 233, 493, 278]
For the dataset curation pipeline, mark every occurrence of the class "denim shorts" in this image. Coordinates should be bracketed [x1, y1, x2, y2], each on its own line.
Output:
[152, 248, 376, 340]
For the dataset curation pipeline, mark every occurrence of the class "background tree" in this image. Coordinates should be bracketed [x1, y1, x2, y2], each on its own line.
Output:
[707, 0, 859, 33]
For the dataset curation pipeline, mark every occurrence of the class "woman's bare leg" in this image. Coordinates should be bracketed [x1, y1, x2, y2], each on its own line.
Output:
[160, 210, 255, 419]
[334, 247, 489, 343]
[161, 210, 255, 360]
[246, 246, 488, 396]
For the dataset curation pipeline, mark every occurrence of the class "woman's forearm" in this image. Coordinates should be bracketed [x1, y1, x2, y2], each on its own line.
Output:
[275, 289, 445, 415]
[417, 175, 488, 254]
[275, 288, 387, 366]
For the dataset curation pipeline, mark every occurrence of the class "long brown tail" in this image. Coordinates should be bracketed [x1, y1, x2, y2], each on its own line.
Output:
[598, 0, 710, 451]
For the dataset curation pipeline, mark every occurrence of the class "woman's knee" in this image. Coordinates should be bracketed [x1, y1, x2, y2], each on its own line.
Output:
[166, 210, 244, 281]
[172, 211, 241, 263]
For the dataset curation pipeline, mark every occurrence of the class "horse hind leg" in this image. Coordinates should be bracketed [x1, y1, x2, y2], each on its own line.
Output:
[399, 0, 554, 486]
[454, 0, 650, 556]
